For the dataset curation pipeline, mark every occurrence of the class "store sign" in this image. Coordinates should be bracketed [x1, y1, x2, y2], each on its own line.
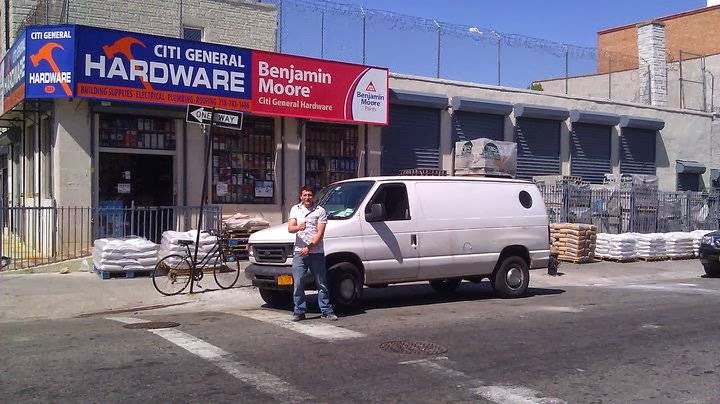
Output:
[1, 31, 27, 113]
[25, 26, 76, 98]
[2, 24, 389, 125]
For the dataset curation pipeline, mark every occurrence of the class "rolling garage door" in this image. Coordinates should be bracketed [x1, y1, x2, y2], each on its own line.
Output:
[381, 104, 441, 175]
[452, 112, 504, 142]
[620, 128, 656, 175]
[570, 123, 612, 184]
[515, 118, 561, 180]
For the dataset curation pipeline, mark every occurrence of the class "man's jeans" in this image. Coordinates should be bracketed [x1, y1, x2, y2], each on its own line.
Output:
[292, 253, 333, 316]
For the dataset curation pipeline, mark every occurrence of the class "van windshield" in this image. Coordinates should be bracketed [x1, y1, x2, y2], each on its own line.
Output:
[317, 181, 374, 220]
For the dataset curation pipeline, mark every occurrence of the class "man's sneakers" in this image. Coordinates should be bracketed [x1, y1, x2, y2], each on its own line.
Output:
[291, 313, 338, 321]
[321, 313, 338, 321]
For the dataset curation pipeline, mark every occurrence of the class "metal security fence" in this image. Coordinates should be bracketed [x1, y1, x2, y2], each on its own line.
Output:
[0, 205, 221, 271]
[538, 184, 720, 234]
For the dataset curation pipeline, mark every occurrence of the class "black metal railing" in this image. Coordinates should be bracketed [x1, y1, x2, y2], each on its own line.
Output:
[0, 205, 221, 271]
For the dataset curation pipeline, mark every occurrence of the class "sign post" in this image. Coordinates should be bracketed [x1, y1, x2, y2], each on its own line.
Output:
[186, 104, 219, 293]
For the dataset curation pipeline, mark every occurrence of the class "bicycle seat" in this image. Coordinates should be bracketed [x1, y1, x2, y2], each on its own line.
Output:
[177, 240, 195, 247]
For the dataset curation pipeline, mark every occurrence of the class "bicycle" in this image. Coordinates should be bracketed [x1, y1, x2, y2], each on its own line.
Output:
[152, 229, 241, 296]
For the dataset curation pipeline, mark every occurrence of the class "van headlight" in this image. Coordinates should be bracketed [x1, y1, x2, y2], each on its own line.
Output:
[702, 236, 720, 247]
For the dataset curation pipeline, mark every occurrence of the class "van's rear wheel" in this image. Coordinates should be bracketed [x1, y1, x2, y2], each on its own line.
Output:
[492, 256, 530, 298]
[328, 262, 363, 312]
[258, 288, 293, 309]
[429, 278, 462, 295]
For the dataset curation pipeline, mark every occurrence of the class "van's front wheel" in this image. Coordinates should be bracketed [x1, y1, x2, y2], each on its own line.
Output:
[328, 262, 363, 312]
[492, 256, 530, 298]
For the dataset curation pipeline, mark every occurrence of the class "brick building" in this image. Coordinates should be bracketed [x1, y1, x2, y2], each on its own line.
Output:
[597, 1, 720, 73]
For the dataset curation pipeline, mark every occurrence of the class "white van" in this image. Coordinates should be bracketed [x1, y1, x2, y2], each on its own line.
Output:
[245, 176, 550, 310]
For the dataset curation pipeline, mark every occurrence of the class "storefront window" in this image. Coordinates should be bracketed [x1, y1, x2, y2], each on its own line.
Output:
[305, 123, 359, 191]
[99, 114, 176, 150]
[212, 116, 275, 204]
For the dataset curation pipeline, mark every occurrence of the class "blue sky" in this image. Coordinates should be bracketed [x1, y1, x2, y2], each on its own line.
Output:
[274, 0, 706, 87]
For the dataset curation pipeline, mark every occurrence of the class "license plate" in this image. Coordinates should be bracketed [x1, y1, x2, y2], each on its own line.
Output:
[277, 274, 293, 286]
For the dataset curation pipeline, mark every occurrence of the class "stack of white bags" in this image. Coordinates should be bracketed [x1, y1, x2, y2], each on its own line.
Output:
[665, 232, 695, 258]
[595, 233, 638, 261]
[691, 230, 714, 257]
[632, 233, 667, 259]
[159, 230, 220, 265]
[93, 237, 158, 272]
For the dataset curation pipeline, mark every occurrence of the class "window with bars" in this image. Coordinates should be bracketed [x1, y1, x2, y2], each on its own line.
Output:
[183, 27, 203, 41]
[99, 114, 176, 150]
[305, 123, 359, 191]
[212, 116, 275, 204]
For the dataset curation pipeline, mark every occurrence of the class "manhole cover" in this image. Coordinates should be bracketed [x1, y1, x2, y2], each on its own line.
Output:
[122, 321, 180, 330]
[379, 340, 447, 355]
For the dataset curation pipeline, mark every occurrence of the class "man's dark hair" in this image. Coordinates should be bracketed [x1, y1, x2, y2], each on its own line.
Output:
[300, 185, 314, 195]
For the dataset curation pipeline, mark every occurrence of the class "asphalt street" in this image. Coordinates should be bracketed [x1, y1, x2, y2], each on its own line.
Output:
[3, 265, 720, 403]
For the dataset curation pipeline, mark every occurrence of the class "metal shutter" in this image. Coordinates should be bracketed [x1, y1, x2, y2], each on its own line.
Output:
[452, 112, 504, 142]
[620, 128, 656, 175]
[677, 173, 701, 192]
[515, 118, 561, 180]
[381, 105, 440, 175]
[570, 123, 612, 184]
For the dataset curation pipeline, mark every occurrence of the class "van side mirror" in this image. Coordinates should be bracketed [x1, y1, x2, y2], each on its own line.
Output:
[366, 203, 386, 222]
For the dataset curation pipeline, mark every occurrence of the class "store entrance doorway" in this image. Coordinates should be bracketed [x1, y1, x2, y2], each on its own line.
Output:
[99, 153, 174, 241]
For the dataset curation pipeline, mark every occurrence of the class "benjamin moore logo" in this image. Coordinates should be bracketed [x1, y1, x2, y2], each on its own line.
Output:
[365, 81, 376, 92]
[483, 143, 500, 160]
[29, 42, 73, 96]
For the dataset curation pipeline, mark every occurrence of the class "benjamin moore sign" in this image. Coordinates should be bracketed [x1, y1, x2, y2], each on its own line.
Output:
[0, 24, 389, 125]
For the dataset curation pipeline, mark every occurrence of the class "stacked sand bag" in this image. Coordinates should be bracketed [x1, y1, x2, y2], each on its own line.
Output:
[664, 232, 695, 259]
[596, 233, 637, 261]
[93, 237, 158, 272]
[691, 230, 714, 257]
[223, 212, 271, 231]
[159, 230, 221, 265]
[632, 233, 666, 260]
[549, 223, 597, 263]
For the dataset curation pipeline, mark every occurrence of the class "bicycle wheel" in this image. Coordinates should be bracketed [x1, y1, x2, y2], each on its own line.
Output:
[153, 254, 193, 296]
[213, 251, 241, 289]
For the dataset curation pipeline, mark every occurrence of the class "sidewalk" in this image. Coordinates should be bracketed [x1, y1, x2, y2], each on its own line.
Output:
[0, 259, 708, 322]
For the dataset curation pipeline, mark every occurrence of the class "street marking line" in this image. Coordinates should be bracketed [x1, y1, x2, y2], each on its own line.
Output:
[230, 309, 366, 341]
[108, 317, 313, 402]
[472, 385, 566, 404]
[106, 316, 151, 324]
[401, 356, 566, 404]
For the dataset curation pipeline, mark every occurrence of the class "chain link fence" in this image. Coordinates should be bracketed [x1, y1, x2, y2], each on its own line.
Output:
[539, 184, 719, 234]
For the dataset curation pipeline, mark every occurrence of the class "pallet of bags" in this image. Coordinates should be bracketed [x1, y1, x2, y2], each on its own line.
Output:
[549, 223, 597, 263]
[665, 232, 695, 260]
[93, 237, 158, 279]
[596, 233, 637, 262]
[222, 213, 271, 261]
[632, 233, 667, 261]
[159, 230, 221, 266]
[691, 230, 714, 257]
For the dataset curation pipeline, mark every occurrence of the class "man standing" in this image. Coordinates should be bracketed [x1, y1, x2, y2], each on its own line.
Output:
[287, 186, 337, 321]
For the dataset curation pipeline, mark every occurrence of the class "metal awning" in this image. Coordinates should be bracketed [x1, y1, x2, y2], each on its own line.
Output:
[676, 160, 706, 174]
[619, 116, 665, 131]
[450, 96, 512, 116]
[570, 109, 621, 126]
[514, 103, 570, 121]
[389, 89, 448, 109]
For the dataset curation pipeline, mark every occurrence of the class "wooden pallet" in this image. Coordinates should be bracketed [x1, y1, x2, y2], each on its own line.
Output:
[668, 255, 696, 261]
[637, 256, 668, 262]
[95, 269, 153, 279]
[557, 257, 596, 264]
[598, 257, 638, 263]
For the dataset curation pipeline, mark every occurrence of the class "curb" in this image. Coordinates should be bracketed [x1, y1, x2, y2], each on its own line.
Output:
[0, 257, 93, 275]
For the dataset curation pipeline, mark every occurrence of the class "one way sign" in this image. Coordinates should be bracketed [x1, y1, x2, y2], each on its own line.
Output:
[186, 104, 244, 130]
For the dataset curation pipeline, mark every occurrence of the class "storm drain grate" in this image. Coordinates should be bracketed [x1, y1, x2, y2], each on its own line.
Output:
[379, 340, 447, 355]
[122, 321, 180, 330]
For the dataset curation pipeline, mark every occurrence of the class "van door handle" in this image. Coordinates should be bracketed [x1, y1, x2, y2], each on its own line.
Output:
[410, 234, 418, 247]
